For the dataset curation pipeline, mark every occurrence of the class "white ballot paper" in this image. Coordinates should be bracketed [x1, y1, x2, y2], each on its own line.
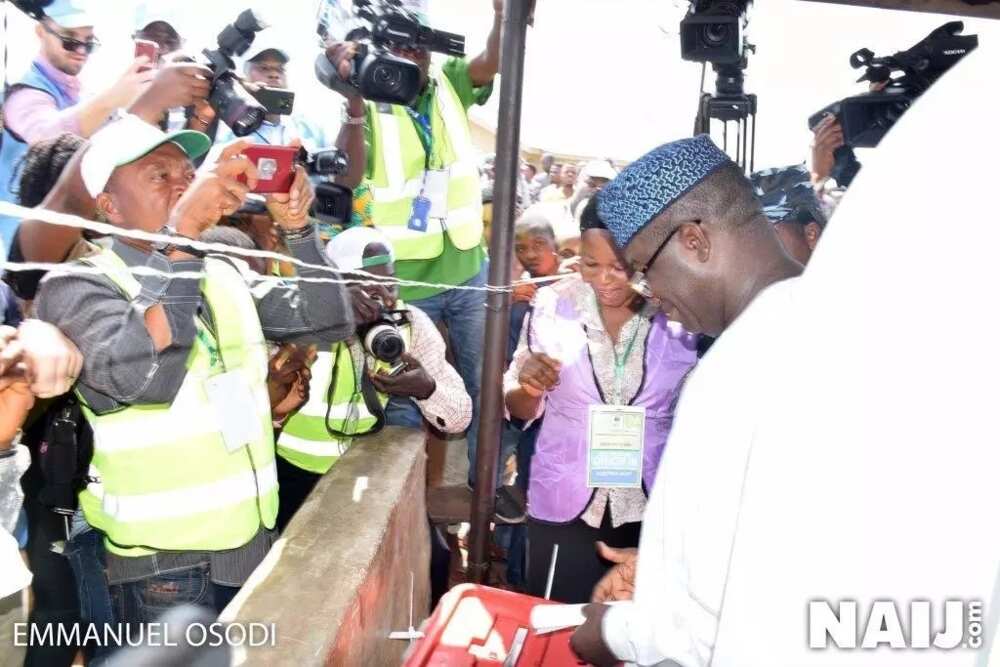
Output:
[529, 601, 626, 635]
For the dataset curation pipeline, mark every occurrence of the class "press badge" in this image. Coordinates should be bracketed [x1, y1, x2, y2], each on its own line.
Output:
[424, 169, 450, 218]
[205, 371, 258, 453]
[408, 196, 431, 232]
[586, 405, 646, 488]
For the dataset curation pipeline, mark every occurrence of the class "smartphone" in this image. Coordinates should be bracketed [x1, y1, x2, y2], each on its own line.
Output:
[134, 39, 159, 71]
[252, 86, 296, 117]
[238, 145, 299, 194]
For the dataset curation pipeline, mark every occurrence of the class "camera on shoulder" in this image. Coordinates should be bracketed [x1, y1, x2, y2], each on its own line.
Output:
[314, 0, 466, 106]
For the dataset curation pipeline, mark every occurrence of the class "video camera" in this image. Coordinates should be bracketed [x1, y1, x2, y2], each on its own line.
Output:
[314, 0, 466, 106]
[809, 21, 977, 187]
[682, 0, 757, 169]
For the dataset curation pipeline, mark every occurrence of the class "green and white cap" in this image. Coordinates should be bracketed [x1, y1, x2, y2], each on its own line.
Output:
[325, 226, 395, 271]
[81, 114, 211, 197]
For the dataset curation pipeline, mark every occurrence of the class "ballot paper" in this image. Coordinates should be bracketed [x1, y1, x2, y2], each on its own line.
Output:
[529, 601, 626, 635]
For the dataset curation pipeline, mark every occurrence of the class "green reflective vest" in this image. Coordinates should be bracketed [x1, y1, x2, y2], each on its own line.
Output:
[366, 68, 483, 261]
[277, 323, 412, 475]
[75, 249, 278, 557]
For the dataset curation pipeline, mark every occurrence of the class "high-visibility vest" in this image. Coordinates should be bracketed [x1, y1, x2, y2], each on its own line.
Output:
[277, 322, 412, 475]
[365, 68, 483, 261]
[74, 249, 278, 557]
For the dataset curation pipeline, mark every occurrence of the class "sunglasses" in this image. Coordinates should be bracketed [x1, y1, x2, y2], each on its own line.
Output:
[628, 221, 696, 299]
[43, 22, 100, 55]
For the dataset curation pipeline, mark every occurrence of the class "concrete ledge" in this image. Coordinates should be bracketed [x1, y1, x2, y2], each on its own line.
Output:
[222, 427, 430, 666]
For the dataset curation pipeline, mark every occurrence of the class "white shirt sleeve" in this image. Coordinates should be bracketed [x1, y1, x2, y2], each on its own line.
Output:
[601, 282, 792, 666]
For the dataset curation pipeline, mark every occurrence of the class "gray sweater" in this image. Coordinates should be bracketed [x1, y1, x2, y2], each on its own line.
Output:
[34, 225, 354, 586]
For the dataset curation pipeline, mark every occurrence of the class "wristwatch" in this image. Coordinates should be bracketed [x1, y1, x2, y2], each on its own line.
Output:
[152, 225, 205, 258]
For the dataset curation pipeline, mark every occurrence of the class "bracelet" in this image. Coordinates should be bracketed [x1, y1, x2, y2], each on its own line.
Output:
[279, 225, 314, 242]
[342, 102, 365, 126]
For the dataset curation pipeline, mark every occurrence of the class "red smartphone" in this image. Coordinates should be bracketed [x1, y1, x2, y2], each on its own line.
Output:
[238, 145, 299, 194]
[134, 39, 159, 71]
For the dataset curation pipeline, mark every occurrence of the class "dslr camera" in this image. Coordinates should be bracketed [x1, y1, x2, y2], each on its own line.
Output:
[359, 297, 410, 366]
[314, 0, 465, 106]
[809, 21, 977, 187]
[201, 10, 296, 137]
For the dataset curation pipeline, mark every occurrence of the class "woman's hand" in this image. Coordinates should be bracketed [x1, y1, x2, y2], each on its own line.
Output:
[518, 352, 561, 397]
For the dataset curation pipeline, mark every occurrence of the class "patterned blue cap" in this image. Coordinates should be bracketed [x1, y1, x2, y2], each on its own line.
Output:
[597, 135, 731, 248]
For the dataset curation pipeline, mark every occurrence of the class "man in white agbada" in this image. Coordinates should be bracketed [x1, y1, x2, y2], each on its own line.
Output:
[570, 30, 1000, 667]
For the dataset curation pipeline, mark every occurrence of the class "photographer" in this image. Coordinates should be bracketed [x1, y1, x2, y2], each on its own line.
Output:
[11, 59, 218, 269]
[214, 39, 332, 152]
[33, 114, 354, 625]
[327, 0, 503, 485]
[0, 0, 155, 252]
[275, 226, 471, 529]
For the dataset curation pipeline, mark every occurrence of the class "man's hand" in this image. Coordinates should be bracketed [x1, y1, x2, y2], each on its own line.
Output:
[370, 353, 436, 400]
[268, 344, 316, 421]
[569, 604, 618, 667]
[511, 282, 537, 304]
[169, 140, 259, 240]
[16, 320, 83, 399]
[0, 379, 33, 448]
[0, 327, 23, 382]
[348, 283, 396, 325]
[325, 42, 360, 84]
[591, 541, 638, 603]
[129, 62, 213, 125]
[107, 57, 158, 110]
[518, 352, 561, 397]
[266, 163, 315, 231]
[811, 114, 845, 184]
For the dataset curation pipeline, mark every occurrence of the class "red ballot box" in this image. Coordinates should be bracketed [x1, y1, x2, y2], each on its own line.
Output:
[404, 584, 581, 666]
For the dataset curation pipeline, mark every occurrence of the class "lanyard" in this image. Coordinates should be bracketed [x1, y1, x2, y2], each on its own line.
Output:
[611, 318, 642, 405]
[405, 107, 435, 172]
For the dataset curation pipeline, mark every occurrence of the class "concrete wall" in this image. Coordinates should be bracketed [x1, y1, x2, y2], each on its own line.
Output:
[222, 427, 430, 666]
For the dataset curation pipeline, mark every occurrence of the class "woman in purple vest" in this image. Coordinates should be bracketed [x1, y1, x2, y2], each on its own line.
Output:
[504, 202, 698, 602]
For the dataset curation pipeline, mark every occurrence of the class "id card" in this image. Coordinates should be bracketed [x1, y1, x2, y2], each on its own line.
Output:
[586, 405, 645, 488]
[205, 370, 258, 453]
[424, 169, 450, 218]
[408, 196, 431, 232]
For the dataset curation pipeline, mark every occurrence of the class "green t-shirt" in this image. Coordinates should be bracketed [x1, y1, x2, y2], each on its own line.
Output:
[357, 57, 493, 302]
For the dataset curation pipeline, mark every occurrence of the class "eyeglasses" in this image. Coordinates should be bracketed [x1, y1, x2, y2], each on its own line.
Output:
[43, 22, 100, 54]
[628, 222, 691, 299]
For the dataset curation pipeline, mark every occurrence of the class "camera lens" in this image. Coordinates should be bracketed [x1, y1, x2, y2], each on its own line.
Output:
[702, 22, 730, 47]
[372, 62, 403, 94]
[365, 325, 405, 363]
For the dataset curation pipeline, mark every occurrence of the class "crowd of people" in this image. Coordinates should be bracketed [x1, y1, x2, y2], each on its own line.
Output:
[1, 0, 990, 666]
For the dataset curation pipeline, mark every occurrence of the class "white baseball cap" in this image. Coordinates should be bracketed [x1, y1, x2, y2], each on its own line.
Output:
[45, 0, 95, 29]
[325, 227, 396, 271]
[583, 160, 619, 182]
[81, 115, 211, 197]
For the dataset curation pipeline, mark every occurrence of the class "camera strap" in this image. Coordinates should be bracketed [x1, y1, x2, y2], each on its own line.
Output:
[324, 342, 386, 440]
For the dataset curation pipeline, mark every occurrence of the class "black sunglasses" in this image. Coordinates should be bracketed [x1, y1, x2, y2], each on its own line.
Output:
[43, 22, 100, 55]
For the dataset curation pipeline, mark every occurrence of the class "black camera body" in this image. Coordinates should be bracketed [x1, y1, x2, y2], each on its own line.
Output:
[680, 0, 748, 65]
[303, 148, 353, 225]
[201, 10, 273, 137]
[809, 21, 977, 186]
[315, 0, 465, 106]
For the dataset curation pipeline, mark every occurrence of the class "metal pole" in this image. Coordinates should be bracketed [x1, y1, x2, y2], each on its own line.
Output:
[467, 0, 531, 584]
